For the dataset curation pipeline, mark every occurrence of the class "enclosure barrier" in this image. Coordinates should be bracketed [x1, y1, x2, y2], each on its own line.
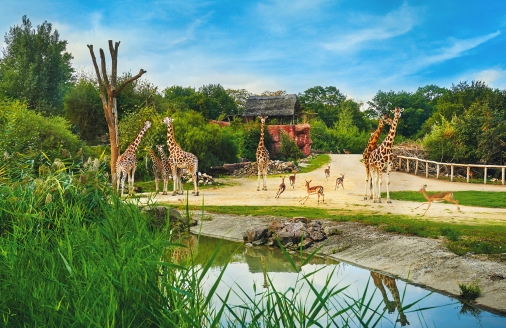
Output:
[396, 156, 506, 185]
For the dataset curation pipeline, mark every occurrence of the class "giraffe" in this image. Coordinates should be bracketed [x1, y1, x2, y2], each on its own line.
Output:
[363, 113, 393, 200]
[371, 272, 410, 326]
[149, 148, 164, 194]
[368, 107, 403, 203]
[161, 116, 199, 196]
[156, 144, 184, 195]
[256, 114, 270, 191]
[116, 120, 152, 196]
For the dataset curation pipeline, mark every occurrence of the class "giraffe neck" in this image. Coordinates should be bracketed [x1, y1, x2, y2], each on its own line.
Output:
[166, 123, 181, 154]
[127, 124, 150, 153]
[158, 146, 167, 161]
[258, 120, 265, 148]
[365, 119, 385, 157]
[379, 114, 399, 151]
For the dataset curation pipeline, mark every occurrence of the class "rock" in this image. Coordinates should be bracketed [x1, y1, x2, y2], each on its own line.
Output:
[243, 227, 269, 243]
[299, 238, 314, 249]
[324, 226, 342, 236]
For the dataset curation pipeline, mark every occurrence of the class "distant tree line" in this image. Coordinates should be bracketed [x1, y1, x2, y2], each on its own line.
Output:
[1, 16, 505, 181]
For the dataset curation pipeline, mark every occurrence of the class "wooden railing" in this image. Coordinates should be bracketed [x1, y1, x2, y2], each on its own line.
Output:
[395, 156, 506, 185]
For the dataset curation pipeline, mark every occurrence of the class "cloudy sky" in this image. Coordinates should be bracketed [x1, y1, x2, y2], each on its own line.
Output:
[2, 0, 506, 105]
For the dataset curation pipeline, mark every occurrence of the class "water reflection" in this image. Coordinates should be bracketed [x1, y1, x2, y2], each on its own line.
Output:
[371, 272, 409, 326]
[191, 235, 506, 327]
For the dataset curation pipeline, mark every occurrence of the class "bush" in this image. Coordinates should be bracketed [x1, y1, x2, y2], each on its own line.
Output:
[458, 281, 481, 299]
[0, 98, 84, 178]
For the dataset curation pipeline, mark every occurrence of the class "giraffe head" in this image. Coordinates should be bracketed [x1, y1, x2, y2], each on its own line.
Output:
[144, 120, 152, 129]
[394, 107, 403, 120]
[258, 114, 268, 124]
[162, 116, 173, 126]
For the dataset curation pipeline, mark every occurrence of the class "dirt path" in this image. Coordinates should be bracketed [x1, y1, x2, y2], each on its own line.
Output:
[139, 154, 506, 314]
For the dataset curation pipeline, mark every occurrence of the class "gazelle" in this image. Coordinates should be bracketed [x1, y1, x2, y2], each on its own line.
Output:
[288, 170, 297, 189]
[299, 180, 324, 205]
[275, 176, 286, 199]
[335, 174, 345, 189]
[415, 184, 460, 216]
[324, 165, 331, 180]
[343, 149, 350, 154]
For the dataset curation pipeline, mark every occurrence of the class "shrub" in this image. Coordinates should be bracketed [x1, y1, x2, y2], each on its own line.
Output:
[458, 281, 481, 299]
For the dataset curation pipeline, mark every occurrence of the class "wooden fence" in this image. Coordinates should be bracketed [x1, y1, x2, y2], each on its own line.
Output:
[396, 156, 506, 185]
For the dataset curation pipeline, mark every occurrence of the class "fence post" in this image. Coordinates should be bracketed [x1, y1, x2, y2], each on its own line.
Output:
[466, 166, 470, 183]
[406, 159, 410, 173]
[415, 159, 419, 175]
[426, 160, 429, 178]
[484, 167, 488, 184]
[451, 164, 454, 182]
[436, 163, 440, 179]
[502, 167, 505, 185]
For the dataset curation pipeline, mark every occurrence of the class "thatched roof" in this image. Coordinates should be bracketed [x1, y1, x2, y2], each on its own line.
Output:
[243, 94, 300, 117]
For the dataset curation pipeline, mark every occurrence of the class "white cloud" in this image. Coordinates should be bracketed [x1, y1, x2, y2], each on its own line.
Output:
[474, 68, 506, 89]
[322, 3, 421, 52]
[418, 31, 501, 67]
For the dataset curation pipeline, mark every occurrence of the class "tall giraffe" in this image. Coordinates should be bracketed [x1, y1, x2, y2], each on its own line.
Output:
[156, 144, 184, 195]
[256, 115, 270, 191]
[368, 107, 403, 203]
[161, 116, 199, 196]
[116, 120, 152, 196]
[371, 272, 410, 326]
[149, 148, 164, 194]
[363, 113, 393, 200]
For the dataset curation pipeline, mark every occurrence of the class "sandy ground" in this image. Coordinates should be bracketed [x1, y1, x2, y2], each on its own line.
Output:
[139, 154, 506, 314]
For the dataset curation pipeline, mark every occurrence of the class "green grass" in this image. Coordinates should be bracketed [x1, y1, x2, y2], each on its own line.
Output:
[298, 154, 331, 173]
[178, 205, 506, 256]
[387, 190, 506, 209]
[458, 281, 482, 299]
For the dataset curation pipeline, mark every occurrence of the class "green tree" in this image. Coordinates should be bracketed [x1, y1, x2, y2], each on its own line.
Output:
[298, 86, 346, 128]
[64, 76, 106, 142]
[198, 84, 237, 120]
[0, 16, 74, 115]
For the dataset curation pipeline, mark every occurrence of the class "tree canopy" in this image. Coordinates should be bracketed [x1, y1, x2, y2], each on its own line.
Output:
[0, 16, 74, 115]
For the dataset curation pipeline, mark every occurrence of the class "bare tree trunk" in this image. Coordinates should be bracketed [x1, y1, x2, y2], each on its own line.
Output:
[87, 40, 146, 190]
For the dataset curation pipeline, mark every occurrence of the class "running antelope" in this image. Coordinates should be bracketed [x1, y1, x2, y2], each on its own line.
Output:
[275, 176, 286, 199]
[289, 170, 297, 188]
[299, 180, 325, 205]
[335, 174, 345, 189]
[415, 184, 460, 216]
[324, 165, 331, 180]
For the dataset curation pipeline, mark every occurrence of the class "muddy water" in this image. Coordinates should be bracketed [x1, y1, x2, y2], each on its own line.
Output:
[194, 235, 506, 327]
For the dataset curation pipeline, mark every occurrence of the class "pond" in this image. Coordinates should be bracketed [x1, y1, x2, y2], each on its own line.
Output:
[192, 235, 506, 327]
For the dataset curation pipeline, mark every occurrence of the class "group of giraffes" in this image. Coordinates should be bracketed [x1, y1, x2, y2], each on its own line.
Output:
[115, 116, 199, 197]
[256, 107, 404, 205]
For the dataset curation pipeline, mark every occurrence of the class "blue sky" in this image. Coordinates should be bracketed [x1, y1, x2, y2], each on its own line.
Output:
[2, 0, 506, 105]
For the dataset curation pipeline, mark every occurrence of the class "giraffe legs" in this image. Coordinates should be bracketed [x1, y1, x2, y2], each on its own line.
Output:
[385, 163, 392, 203]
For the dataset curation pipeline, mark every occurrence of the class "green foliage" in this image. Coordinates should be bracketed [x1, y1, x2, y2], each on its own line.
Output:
[278, 131, 304, 161]
[162, 84, 238, 120]
[458, 281, 482, 299]
[63, 76, 106, 142]
[0, 16, 74, 115]
[388, 190, 506, 209]
[0, 98, 84, 178]
[238, 120, 273, 161]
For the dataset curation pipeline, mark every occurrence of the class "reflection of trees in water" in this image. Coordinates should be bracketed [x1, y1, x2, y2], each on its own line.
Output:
[371, 272, 410, 326]
[194, 235, 339, 273]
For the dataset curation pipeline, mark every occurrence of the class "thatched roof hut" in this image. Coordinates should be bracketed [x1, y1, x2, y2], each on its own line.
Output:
[243, 94, 301, 124]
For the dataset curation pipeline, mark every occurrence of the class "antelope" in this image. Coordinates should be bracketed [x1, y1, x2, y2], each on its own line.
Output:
[299, 180, 324, 205]
[335, 174, 345, 189]
[415, 184, 460, 216]
[275, 176, 286, 199]
[289, 170, 297, 189]
[324, 165, 331, 180]
[344, 149, 350, 154]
